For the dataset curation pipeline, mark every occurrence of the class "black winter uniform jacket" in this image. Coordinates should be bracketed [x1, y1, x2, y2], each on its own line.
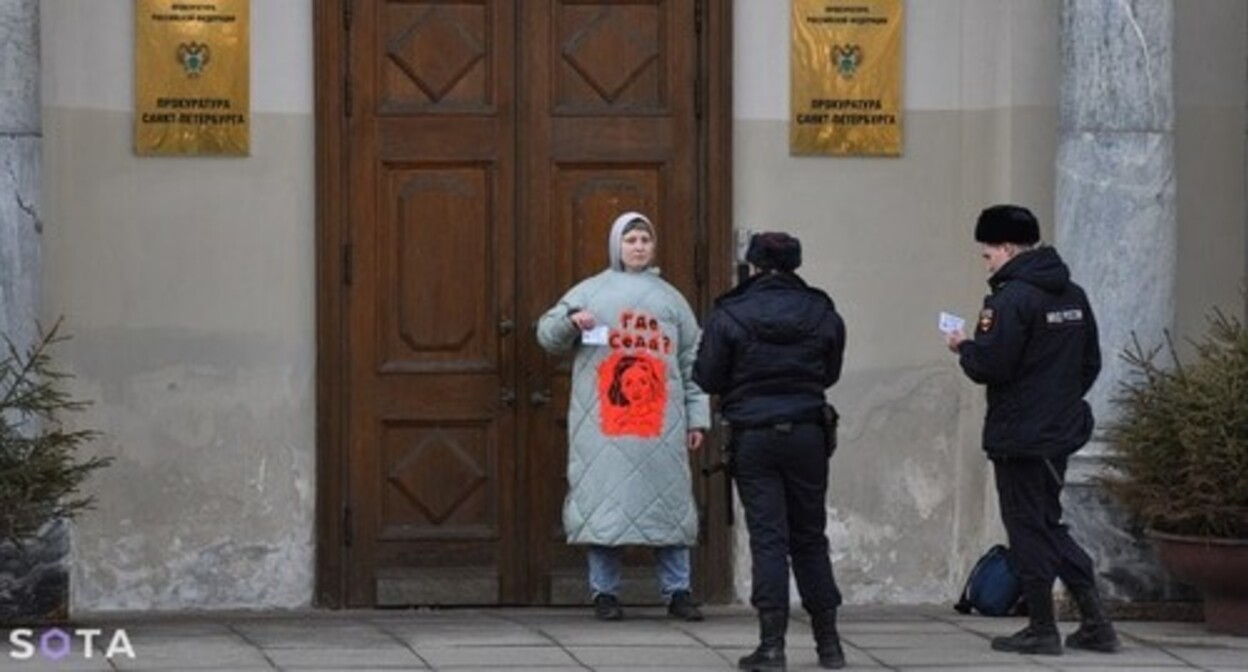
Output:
[957, 247, 1101, 459]
[693, 272, 845, 427]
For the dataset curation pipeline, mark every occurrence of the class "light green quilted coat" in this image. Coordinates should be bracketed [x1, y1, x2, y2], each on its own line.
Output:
[537, 269, 710, 546]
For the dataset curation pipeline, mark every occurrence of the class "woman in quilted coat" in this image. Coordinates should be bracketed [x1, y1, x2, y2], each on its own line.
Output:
[536, 211, 711, 622]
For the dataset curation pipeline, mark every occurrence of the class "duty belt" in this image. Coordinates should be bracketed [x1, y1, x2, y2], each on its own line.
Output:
[732, 419, 822, 433]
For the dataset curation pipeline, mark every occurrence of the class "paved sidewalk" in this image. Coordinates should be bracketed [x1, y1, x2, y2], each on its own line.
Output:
[2, 604, 1245, 671]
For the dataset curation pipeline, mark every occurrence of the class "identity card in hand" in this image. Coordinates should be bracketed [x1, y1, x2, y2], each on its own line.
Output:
[581, 324, 610, 346]
[939, 311, 966, 335]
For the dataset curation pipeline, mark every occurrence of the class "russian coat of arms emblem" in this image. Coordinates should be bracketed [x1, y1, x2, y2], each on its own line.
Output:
[177, 42, 212, 78]
[831, 44, 863, 80]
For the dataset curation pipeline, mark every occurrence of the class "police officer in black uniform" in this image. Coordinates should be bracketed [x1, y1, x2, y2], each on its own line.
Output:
[946, 205, 1120, 656]
[694, 232, 847, 671]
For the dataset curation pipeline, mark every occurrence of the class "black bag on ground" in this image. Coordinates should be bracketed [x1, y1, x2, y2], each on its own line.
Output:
[954, 544, 1023, 616]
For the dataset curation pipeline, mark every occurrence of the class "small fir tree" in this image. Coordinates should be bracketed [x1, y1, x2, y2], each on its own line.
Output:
[1101, 304, 1248, 539]
[0, 319, 112, 543]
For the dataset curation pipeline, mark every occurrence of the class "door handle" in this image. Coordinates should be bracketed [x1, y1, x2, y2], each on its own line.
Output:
[530, 389, 552, 406]
[500, 388, 516, 407]
[499, 318, 515, 336]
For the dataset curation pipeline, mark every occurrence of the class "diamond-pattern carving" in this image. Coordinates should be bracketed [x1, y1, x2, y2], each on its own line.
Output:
[389, 430, 486, 525]
[563, 8, 658, 103]
[388, 7, 485, 102]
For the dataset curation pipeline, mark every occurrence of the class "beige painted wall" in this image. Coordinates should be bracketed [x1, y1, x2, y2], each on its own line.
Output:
[731, 0, 1060, 604]
[38, 0, 1245, 611]
[1174, 0, 1247, 346]
[41, 0, 316, 610]
[730, 0, 1248, 607]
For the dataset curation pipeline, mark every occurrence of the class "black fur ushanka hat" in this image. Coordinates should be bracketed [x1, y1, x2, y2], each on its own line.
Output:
[975, 205, 1040, 245]
[746, 232, 802, 272]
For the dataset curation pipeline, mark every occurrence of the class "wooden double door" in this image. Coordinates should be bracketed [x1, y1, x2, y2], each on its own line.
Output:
[316, 0, 732, 606]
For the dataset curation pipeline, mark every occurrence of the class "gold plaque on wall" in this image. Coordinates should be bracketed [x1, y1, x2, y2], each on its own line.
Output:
[791, 0, 904, 156]
[135, 0, 249, 156]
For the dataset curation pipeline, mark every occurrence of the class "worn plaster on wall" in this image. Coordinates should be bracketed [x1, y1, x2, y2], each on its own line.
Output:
[733, 365, 976, 606]
[65, 330, 315, 610]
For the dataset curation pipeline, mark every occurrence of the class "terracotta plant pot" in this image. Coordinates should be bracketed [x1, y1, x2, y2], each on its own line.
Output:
[1150, 530, 1248, 636]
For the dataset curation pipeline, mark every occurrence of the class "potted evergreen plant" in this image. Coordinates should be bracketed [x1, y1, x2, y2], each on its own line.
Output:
[0, 320, 112, 623]
[1100, 300, 1248, 636]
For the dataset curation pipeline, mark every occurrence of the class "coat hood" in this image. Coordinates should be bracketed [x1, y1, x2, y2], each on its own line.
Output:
[607, 211, 656, 272]
[991, 246, 1071, 294]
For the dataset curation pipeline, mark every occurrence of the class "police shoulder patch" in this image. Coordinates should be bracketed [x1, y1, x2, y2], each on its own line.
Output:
[977, 308, 995, 333]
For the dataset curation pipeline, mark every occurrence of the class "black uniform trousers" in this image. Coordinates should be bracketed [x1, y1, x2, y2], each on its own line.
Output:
[734, 422, 842, 613]
[991, 455, 1096, 594]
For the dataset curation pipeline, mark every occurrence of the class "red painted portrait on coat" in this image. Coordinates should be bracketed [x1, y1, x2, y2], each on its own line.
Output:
[598, 351, 666, 438]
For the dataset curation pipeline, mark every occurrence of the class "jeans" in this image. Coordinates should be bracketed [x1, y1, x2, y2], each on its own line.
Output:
[588, 545, 691, 600]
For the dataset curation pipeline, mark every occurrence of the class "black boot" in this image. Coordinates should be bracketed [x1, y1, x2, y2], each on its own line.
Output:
[991, 586, 1063, 656]
[810, 609, 846, 669]
[739, 609, 787, 671]
[667, 590, 704, 621]
[1065, 585, 1121, 653]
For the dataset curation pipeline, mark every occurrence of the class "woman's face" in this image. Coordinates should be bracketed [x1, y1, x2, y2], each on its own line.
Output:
[620, 228, 656, 272]
[620, 364, 656, 404]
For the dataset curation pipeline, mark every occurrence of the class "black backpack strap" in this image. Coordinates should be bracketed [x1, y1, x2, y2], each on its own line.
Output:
[954, 589, 973, 614]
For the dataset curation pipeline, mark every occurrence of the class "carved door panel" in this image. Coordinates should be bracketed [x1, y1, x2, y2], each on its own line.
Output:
[329, 0, 725, 606]
[344, 0, 520, 606]
[517, 0, 703, 604]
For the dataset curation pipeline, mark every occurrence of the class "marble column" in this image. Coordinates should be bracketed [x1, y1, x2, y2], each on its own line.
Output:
[1056, 1, 1187, 602]
[0, 0, 63, 624]
[0, 0, 41, 349]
